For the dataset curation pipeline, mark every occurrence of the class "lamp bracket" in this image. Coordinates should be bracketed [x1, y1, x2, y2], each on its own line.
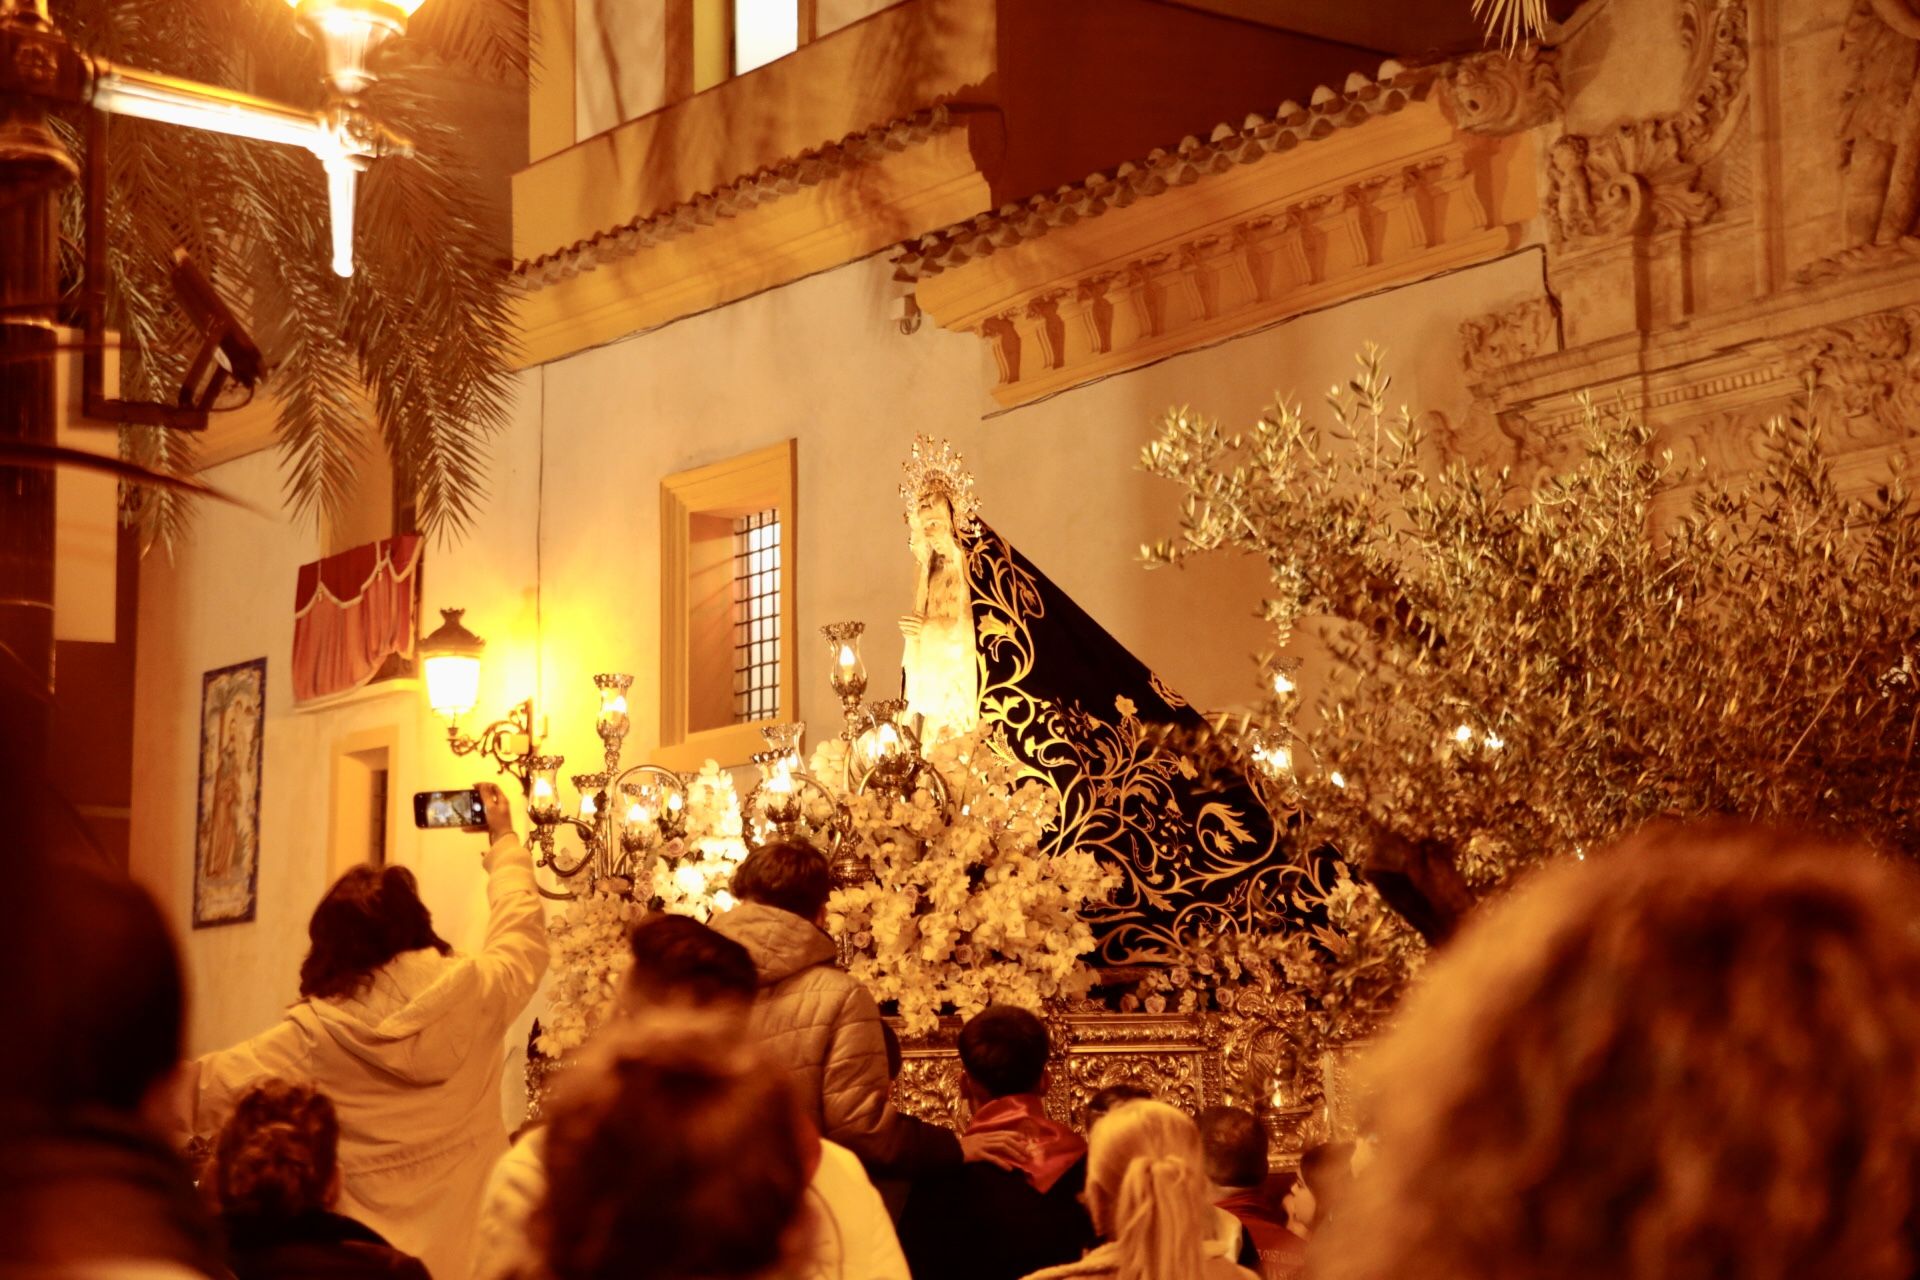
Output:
[448, 697, 538, 793]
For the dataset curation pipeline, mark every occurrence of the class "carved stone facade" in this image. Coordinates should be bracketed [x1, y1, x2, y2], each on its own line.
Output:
[1790, 303, 1920, 442]
[1838, 0, 1920, 253]
[1455, 0, 1920, 491]
[1545, 0, 1747, 246]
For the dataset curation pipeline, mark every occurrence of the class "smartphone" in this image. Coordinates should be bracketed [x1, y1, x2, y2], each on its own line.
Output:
[413, 788, 486, 831]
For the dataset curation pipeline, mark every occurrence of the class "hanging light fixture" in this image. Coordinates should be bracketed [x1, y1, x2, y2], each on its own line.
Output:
[286, 0, 431, 95]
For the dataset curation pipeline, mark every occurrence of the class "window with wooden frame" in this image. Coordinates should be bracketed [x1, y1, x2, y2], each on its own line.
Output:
[659, 440, 797, 770]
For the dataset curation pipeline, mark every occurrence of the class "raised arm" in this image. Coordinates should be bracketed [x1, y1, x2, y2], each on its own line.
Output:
[473, 782, 551, 1033]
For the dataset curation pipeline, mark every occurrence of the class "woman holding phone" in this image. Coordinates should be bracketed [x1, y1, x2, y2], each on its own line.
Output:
[174, 782, 548, 1280]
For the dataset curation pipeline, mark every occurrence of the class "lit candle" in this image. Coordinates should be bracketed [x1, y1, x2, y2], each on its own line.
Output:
[579, 793, 597, 819]
[595, 674, 633, 740]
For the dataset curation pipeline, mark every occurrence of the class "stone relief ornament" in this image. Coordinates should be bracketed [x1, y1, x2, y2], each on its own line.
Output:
[1437, 44, 1563, 136]
[1840, 0, 1920, 251]
[1545, 0, 1749, 244]
[1786, 305, 1920, 446]
[1802, 0, 1920, 280]
[1459, 297, 1562, 379]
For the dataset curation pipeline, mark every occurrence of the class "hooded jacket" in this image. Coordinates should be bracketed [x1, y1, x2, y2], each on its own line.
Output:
[179, 836, 548, 1280]
[473, 1128, 910, 1280]
[710, 902, 916, 1167]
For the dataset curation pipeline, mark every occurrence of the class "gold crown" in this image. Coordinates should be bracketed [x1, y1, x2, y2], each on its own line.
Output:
[900, 435, 981, 534]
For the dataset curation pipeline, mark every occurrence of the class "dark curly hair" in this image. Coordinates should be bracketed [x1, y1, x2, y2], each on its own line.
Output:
[730, 838, 832, 920]
[299, 865, 450, 1000]
[539, 1012, 808, 1280]
[213, 1080, 339, 1221]
[1321, 821, 1920, 1280]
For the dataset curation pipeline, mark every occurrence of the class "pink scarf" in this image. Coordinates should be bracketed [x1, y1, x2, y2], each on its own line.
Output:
[966, 1095, 1087, 1194]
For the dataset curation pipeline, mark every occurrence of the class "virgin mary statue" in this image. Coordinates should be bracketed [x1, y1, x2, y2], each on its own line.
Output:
[899, 437, 980, 747]
[895, 434, 1285, 966]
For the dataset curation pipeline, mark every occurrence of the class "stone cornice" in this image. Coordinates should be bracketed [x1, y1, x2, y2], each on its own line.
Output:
[890, 63, 1438, 286]
[899, 67, 1544, 408]
[513, 106, 954, 288]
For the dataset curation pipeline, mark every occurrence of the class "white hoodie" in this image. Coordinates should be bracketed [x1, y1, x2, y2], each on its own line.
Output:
[180, 836, 549, 1280]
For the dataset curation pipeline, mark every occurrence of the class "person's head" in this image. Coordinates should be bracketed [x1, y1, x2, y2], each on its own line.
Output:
[1084, 1081, 1153, 1131]
[620, 913, 758, 1014]
[1285, 1141, 1353, 1235]
[298, 864, 450, 1001]
[539, 1011, 810, 1280]
[0, 860, 184, 1120]
[1083, 1100, 1217, 1280]
[1196, 1106, 1268, 1192]
[1321, 822, 1920, 1280]
[912, 492, 960, 560]
[212, 1080, 340, 1221]
[730, 839, 832, 924]
[957, 1005, 1051, 1103]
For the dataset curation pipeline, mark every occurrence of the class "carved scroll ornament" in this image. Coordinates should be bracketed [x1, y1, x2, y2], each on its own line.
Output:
[1546, 0, 1749, 244]
[1460, 297, 1563, 379]
[1788, 305, 1920, 446]
[1437, 45, 1563, 136]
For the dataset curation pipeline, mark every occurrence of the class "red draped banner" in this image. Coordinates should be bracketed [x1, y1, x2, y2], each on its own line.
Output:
[292, 536, 423, 704]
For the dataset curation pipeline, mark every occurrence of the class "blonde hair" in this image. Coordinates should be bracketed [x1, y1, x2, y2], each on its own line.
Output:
[1321, 822, 1920, 1280]
[1086, 1100, 1218, 1280]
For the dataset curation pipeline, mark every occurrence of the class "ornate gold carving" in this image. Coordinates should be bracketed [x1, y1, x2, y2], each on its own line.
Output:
[1545, 0, 1749, 244]
[1459, 297, 1561, 379]
[1437, 45, 1562, 136]
[888, 1007, 1314, 1159]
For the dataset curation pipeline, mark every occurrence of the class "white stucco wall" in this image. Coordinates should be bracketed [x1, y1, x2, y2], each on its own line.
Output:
[129, 244, 1546, 1123]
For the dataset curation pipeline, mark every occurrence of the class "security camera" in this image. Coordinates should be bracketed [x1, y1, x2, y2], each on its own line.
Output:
[171, 247, 264, 410]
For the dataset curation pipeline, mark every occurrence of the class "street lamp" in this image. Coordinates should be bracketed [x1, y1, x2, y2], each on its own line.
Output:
[0, 0, 435, 799]
[419, 608, 538, 790]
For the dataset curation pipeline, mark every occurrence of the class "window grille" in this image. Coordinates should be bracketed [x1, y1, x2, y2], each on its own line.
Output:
[732, 509, 781, 722]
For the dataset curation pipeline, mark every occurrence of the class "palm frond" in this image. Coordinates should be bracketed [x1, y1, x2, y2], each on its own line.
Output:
[50, 0, 520, 550]
[1472, 0, 1550, 48]
[403, 0, 530, 83]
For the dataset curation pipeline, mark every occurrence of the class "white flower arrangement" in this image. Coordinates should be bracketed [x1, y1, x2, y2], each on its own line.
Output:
[536, 889, 644, 1056]
[821, 727, 1116, 1037]
[539, 761, 750, 1057]
[649, 760, 751, 920]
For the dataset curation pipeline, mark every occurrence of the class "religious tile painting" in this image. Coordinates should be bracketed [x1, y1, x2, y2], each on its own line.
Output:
[193, 658, 266, 928]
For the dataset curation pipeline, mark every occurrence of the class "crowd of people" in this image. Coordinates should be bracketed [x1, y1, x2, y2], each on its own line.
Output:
[12, 793, 1920, 1280]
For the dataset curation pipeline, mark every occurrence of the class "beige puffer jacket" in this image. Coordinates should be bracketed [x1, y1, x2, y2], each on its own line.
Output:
[711, 902, 895, 1162]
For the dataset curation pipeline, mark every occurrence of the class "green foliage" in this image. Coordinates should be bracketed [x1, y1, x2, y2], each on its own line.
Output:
[1143, 346, 1920, 1042]
[54, 0, 524, 554]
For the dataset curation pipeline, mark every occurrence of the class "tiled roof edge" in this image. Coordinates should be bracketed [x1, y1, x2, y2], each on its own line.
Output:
[513, 104, 955, 289]
[888, 61, 1439, 284]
